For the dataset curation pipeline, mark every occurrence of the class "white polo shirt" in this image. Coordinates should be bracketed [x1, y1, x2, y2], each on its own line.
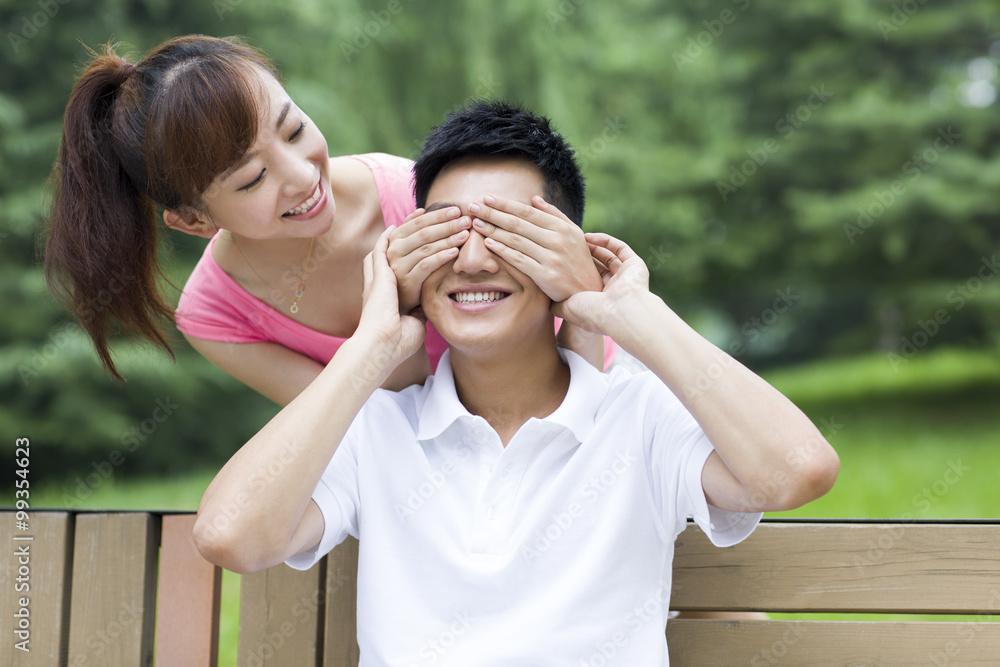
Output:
[287, 348, 761, 666]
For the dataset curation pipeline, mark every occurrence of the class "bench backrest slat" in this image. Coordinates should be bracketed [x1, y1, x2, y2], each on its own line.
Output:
[66, 513, 159, 665]
[237, 555, 325, 666]
[1, 511, 72, 666]
[667, 619, 1000, 665]
[323, 536, 361, 667]
[671, 522, 1000, 613]
[4, 511, 998, 667]
[155, 514, 221, 667]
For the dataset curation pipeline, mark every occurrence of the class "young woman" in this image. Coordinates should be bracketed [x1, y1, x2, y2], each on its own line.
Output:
[45, 35, 607, 405]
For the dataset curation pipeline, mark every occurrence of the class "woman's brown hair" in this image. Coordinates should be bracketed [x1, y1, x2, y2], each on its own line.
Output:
[44, 35, 276, 380]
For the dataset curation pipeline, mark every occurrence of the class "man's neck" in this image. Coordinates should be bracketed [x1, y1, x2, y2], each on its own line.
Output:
[449, 338, 570, 447]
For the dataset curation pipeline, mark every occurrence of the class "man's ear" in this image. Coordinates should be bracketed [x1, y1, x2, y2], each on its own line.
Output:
[163, 208, 217, 239]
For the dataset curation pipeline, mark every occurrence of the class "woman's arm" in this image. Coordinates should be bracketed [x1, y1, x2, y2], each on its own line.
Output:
[560, 234, 840, 513]
[183, 335, 324, 406]
[193, 335, 395, 573]
[555, 321, 605, 370]
[194, 229, 426, 573]
[183, 334, 433, 407]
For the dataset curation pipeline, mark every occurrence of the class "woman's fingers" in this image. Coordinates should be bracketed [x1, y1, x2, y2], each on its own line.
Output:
[408, 246, 461, 283]
[468, 196, 558, 252]
[388, 207, 471, 273]
[476, 194, 567, 232]
[530, 195, 577, 226]
[393, 229, 470, 273]
[481, 235, 543, 278]
[584, 232, 640, 263]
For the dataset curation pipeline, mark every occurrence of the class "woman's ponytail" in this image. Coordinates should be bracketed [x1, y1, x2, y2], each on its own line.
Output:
[44, 44, 174, 380]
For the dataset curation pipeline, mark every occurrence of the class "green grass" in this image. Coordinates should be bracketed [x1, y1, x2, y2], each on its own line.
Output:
[764, 347, 1000, 405]
[25, 347, 1000, 660]
[764, 348, 1000, 520]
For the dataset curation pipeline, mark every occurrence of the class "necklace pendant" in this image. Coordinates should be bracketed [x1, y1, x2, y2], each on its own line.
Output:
[230, 233, 316, 318]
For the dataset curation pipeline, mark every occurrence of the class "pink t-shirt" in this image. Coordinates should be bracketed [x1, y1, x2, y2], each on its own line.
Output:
[175, 153, 449, 369]
[175, 152, 615, 371]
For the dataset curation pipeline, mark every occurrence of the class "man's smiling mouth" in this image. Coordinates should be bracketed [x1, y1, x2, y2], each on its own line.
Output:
[449, 291, 511, 304]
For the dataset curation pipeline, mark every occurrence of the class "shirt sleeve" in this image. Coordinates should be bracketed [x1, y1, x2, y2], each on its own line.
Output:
[642, 380, 761, 547]
[174, 239, 270, 344]
[352, 152, 416, 230]
[175, 281, 269, 343]
[285, 418, 363, 571]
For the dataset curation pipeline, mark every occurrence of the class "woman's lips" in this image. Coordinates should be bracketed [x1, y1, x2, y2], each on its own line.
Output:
[282, 181, 327, 219]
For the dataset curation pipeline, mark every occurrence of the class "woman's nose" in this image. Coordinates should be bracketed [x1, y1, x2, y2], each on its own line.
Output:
[279, 148, 316, 196]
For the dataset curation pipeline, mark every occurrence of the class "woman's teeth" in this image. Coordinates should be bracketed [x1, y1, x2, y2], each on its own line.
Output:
[284, 183, 321, 216]
[452, 291, 508, 304]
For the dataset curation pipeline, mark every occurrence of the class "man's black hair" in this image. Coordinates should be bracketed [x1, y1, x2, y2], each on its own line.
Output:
[413, 100, 585, 226]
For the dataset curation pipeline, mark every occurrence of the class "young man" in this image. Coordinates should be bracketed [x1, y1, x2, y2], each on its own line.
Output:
[195, 101, 839, 664]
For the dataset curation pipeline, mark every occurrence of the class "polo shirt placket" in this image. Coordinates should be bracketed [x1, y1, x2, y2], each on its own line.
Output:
[468, 419, 578, 556]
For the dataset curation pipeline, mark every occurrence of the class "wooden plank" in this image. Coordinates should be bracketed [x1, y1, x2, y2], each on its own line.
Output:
[671, 522, 1000, 613]
[66, 513, 159, 666]
[323, 537, 360, 667]
[668, 619, 1000, 666]
[155, 514, 221, 667]
[0, 511, 73, 666]
[238, 561, 323, 666]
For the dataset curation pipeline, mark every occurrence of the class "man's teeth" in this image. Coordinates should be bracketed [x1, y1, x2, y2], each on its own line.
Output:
[452, 291, 507, 304]
[284, 184, 321, 216]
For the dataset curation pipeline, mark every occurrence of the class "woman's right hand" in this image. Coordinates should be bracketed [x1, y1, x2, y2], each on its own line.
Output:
[358, 228, 428, 372]
[386, 206, 472, 314]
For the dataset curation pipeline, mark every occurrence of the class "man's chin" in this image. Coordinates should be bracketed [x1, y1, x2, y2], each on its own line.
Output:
[443, 322, 557, 359]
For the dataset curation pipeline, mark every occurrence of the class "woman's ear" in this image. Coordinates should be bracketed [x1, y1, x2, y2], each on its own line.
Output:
[163, 208, 217, 239]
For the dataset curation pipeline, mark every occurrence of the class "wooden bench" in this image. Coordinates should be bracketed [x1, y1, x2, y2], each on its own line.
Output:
[2, 512, 998, 665]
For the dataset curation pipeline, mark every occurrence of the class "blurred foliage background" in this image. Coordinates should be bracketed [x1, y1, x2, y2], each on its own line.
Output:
[1, 0, 998, 491]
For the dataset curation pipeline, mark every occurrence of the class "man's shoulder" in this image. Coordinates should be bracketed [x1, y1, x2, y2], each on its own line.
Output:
[592, 365, 689, 426]
[355, 381, 429, 435]
[369, 380, 429, 410]
[601, 363, 661, 398]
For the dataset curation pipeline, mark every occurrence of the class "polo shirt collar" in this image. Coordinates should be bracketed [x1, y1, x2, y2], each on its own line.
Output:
[544, 347, 607, 442]
[415, 349, 471, 442]
[415, 347, 610, 444]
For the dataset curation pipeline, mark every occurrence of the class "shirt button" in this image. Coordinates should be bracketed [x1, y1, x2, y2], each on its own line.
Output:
[487, 506, 496, 520]
[503, 464, 513, 477]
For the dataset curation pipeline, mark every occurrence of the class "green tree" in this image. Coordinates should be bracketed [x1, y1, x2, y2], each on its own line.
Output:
[2, 0, 997, 484]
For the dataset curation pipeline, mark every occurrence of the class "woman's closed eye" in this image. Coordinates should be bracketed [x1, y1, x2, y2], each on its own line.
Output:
[237, 121, 307, 192]
[238, 169, 266, 192]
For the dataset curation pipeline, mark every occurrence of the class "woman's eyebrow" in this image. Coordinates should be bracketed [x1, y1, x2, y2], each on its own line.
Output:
[219, 101, 294, 182]
[221, 151, 257, 182]
[275, 100, 292, 129]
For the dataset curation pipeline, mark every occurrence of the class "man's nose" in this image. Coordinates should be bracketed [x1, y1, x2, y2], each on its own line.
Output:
[452, 225, 500, 274]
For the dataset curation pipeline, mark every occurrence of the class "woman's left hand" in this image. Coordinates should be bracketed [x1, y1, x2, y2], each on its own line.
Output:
[469, 195, 604, 304]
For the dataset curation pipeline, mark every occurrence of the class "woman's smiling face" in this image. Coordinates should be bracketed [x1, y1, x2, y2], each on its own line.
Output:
[199, 72, 335, 240]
